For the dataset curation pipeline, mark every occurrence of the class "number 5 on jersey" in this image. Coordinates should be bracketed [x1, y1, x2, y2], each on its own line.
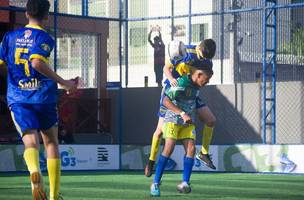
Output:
[15, 48, 30, 77]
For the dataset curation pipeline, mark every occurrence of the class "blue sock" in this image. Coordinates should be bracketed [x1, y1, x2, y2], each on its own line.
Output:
[154, 155, 169, 184]
[183, 156, 194, 183]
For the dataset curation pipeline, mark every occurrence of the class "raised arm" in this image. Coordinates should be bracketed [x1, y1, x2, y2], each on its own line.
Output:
[148, 30, 154, 47]
[158, 31, 164, 46]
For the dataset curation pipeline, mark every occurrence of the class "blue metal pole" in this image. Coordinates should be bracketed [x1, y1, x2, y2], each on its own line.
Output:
[188, 0, 192, 45]
[82, 0, 85, 16]
[220, 0, 224, 84]
[125, 0, 128, 87]
[85, 0, 88, 16]
[82, 0, 88, 16]
[272, 3, 277, 144]
[54, 0, 58, 72]
[118, 0, 123, 170]
[262, 1, 267, 144]
[171, 0, 174, 40]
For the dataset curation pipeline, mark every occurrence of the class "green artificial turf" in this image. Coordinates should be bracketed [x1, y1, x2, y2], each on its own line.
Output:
[0, 172, 303, 200]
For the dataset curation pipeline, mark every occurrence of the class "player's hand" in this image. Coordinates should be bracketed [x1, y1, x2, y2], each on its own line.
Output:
[181, 113, 192, 124]
[60, 77, 78, 94]
[169, 78, 178, 87]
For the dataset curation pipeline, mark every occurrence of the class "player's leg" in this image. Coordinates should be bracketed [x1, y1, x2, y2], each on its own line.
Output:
[151, 137, 176, 196]
[23, 131, 48, 200]
[196, 106, 216, 169]
[151, 122, 177, 196]
[177, 139, 195, 194]
[145, 117, 164, 177]
[10, 104, 47, 200]
[155, 64, 163, 87]
[39, 104, 61, 200]
[145, 86, 167, 177]
[177, 125, 196, 194]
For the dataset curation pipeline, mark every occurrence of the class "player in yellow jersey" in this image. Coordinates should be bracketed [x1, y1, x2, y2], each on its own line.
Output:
[145, 39, 217, 177]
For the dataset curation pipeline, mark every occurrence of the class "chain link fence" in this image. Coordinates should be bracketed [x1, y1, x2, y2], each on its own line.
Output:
[1, 0, 304, 144]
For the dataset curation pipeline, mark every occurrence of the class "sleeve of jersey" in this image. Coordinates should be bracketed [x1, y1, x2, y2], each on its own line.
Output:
[0, 34, 8, 65]
[29, 35, 54, 64]
[175, 62, 191, 76]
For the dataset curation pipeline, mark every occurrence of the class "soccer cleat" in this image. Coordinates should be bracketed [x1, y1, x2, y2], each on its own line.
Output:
[145, 160, 155, 177]
[30, 172, 48, 200]
[177, 182, 191, 194]
[150, 183, 160, 197]
[56, 194, 64, 200]
[196, 152, 216, 170]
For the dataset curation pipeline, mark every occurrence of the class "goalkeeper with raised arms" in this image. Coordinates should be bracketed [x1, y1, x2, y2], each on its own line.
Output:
[145, 39, 217, 177]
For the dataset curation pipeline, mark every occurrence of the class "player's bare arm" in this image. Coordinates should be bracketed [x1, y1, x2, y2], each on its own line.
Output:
[163, 96, 191, 124]
[0, 62, 7, 75]
[31, 58, 77, 94]
[163, 60, 178, 87]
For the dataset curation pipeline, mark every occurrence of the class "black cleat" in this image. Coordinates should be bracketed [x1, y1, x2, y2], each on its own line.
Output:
[57, 194, 64, 200]
[196, 152, 216, 170]
[145, 160, 155, 177]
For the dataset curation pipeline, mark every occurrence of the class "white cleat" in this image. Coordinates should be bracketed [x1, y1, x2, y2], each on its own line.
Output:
[177, 181, 191, 194]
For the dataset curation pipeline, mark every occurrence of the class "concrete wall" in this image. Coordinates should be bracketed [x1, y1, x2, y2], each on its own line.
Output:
[108, 81, 304, 145]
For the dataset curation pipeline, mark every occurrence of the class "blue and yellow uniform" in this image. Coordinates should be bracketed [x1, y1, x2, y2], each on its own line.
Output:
[0, 24, 58, 136]
[158, 44, 213, 117]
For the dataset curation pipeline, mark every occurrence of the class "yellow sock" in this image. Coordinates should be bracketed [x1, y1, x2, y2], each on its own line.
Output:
[149, 135, 161, 161]
[23, 148, 40, 174]
[201, 125, 214, 154]
[47, 158, 61, 200]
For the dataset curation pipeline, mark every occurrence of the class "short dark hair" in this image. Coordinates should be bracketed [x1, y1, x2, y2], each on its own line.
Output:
[191, 65, 213, 77]
[200, 39, 216, 59]
[26, 0, 50, 20]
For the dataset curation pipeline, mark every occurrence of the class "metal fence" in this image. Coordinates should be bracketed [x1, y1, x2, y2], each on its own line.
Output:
[1, 0, 304, 144]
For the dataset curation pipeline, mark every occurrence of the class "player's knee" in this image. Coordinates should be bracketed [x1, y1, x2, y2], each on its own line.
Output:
[189, 143, 196, 154]
[162, 144, 174, 157]
[206, 116, 216, 127]
[44, 137, 59, 147]
[153, 128, 163, 138]
[162, 146, 172, 157]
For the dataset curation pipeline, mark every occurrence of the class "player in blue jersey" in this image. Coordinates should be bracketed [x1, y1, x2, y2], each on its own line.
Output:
[145, 39, 216, 177]
[0, 0, 77, 199]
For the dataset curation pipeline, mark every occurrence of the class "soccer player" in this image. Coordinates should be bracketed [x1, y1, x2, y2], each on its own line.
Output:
[145, 39, 216, 177]
[150, 65, 213, 196]
[0, 0, 78, 199]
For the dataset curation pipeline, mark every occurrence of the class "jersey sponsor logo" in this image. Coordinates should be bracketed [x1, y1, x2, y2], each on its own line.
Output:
[24, 29, 32, 39]
[18, 78, 41, 90]
[41, 43, 51, 53]
[16, 38, 34, 45]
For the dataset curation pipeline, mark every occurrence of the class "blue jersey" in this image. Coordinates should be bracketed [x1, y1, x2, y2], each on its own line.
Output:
[0, 24, 58, 106]
[164, 44, 213, 86]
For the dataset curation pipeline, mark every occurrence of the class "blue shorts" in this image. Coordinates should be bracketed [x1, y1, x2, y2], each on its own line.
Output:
[10, 103, 58, 137]
[157, 87, 206, 118]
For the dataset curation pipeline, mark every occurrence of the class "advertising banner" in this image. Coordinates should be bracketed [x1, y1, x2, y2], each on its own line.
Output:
[0, 145, 119, 172]
[122, 144, 304, 173]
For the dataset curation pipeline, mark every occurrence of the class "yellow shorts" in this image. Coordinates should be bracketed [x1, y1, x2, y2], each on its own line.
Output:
[162, 122, 196, 140]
